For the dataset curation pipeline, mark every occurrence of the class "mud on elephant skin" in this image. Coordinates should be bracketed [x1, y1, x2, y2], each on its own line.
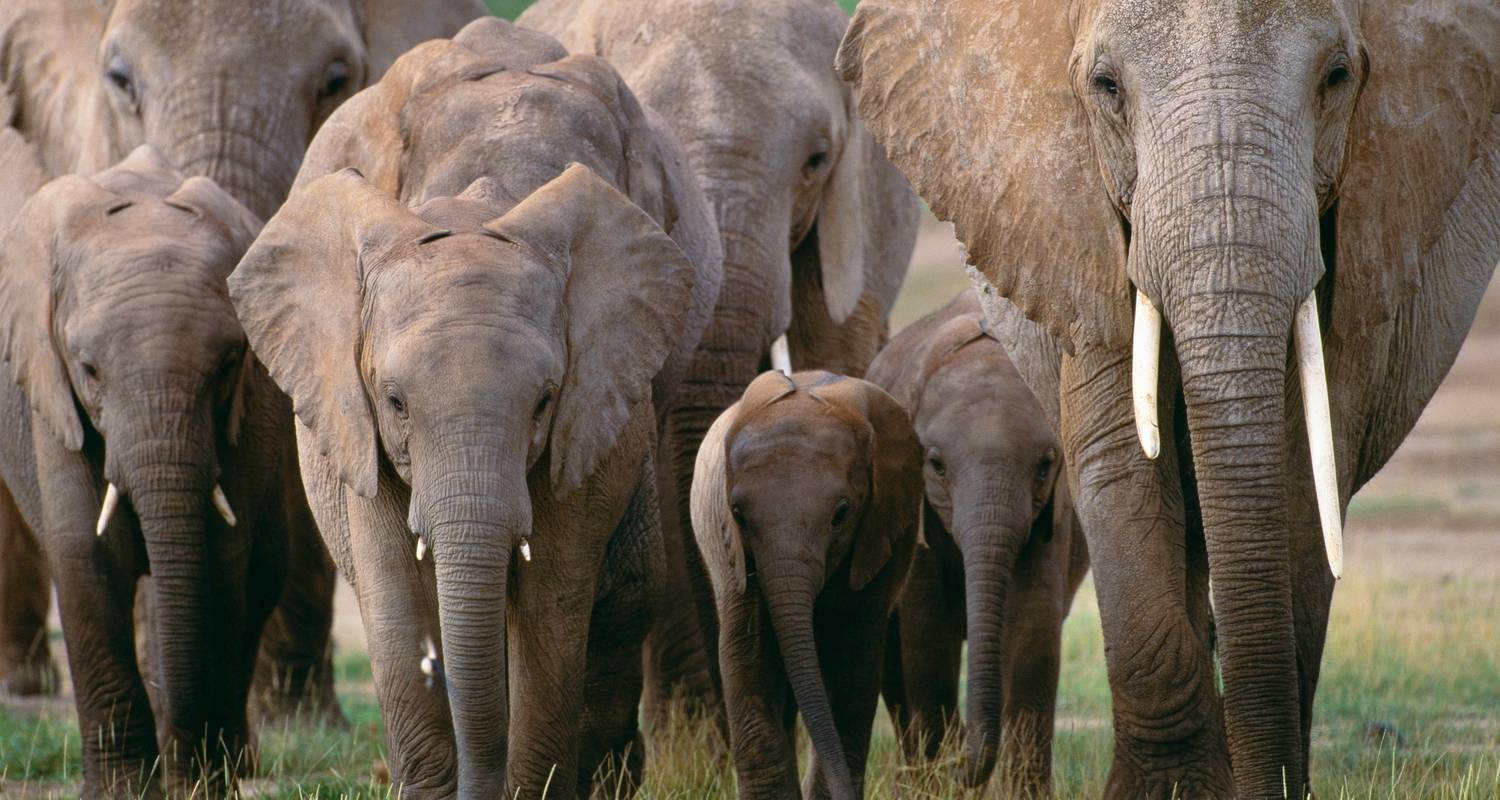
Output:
[692, 371, 922, 800]
[868, 291, 1090, 794]
[0, 0, 487, 720]
[0, 147, 305, 798]
[520, 0, 921, 729]
[840, 1, 1500, 796]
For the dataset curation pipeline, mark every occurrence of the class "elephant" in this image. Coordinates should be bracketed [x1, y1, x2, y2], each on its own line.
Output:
[867, 291, 1090, 794]
[0, 147, 301, 798]
[229, 20, 721, 798]
[691, 370, 922, 800]
[837, 1, 1500, 796]
[519, 0, 922, 727]
[0, 0, 487, 717]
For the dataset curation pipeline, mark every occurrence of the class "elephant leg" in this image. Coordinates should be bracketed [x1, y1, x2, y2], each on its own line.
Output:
[1289, 515, 1336, 793]
[720, 589, 799, 800]
[0, 478, 57, 697]
[890, 543, 964, 761]
[233, 506, 295, 779]
[251, 447, 344, 729]
[579, 462, 664, 799]
[804, 597, 890, 800]
[1059, 348, 1231, 799]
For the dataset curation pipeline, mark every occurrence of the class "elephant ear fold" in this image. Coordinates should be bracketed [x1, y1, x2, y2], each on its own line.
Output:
[691, 404, 747, 597]
[357, 0, 487, 79]
[486, 163, 697, 495]
[0, 175, 116, 451]
[229, 169, 442, 498]
[813, 98, 867, 326]
[164, 176, 264, 255]
[1332, 3, 1500, 341]
[837, 1, 1130, 353]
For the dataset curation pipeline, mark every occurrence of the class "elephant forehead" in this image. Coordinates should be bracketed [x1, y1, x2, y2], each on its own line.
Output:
[70, 208, 242, 292]
[365, 240, 564, 330]
[729, 405, 867, 475]
[1094, 0, 1345, 70]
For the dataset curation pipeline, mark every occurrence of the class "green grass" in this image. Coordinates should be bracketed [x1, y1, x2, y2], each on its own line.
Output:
[4, 568, 1496, 798]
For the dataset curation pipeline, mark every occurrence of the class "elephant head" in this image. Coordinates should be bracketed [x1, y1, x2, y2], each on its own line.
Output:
[840, 0, 1500, 792]
[692, 370, 922, 800]
[229, 163, 697, 798]
[0, 146, 263, 775]
[869, 293, 1075, 784]
[1, 0, 486, 218]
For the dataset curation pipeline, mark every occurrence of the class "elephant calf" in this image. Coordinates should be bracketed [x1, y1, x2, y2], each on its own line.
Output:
[868, 292, 1090, 794]
[691, 371, 922, 800]
[0, 147, 297, 797]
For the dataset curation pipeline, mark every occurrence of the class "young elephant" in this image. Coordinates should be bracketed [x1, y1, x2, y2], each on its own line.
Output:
[868, 292, 1090, 794]
[231, 162, 699, 799]
[692, 371, 922, 800]
[0, 147, 297, 797]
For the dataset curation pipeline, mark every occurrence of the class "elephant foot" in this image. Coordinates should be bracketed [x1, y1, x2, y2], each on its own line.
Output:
[1103, 765, 1235, 800]
[0, 655, 59, 697]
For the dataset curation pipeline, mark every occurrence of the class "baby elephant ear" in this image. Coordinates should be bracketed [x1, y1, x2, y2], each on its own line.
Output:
[842, 380, 924, 591]
[0, 175, 118, 451]
[691, 404, 748, 597]
[229, 169, 443, 498]
[486, 163, 697, 495]
[163, 176, 264, 255]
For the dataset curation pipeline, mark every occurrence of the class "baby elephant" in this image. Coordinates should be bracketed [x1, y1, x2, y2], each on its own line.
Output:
[692, 371, 922, 800]
[0, 147, 294, 797]
[868, 292, 1090, 794]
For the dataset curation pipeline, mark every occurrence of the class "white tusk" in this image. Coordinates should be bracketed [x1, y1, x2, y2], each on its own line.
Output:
[520, 537, 532, 563]
[1132, 291, 1163, 460]
[420, 636, 440, 688]
[212, 485, 237, 527]
[770, 335, 792, 376]
[96, 483, 120, 537]
[1293, 292, 1343, 580]
[415, 536, 427, 561]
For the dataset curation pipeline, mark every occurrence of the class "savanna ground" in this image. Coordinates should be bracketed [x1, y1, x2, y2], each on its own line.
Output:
[2, 2, 1497, 797]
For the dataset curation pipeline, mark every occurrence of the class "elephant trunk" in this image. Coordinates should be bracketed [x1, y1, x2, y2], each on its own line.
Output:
[1132, 106, 1320, 793]
[423, 441, 524, 800]
[760, 555, 857, 800]
[954, 494, 1027, 787]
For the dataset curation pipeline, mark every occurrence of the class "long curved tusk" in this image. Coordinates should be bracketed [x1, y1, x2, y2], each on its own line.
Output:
[96, 483, 120, 537]
[1132, 291, 1163, 460]
[1294, 292, 1343, 580]
[770, 334, 792, 376]
[212, 485, 237, 527]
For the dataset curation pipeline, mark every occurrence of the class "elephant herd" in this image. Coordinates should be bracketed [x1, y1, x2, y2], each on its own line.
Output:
[0, 1, 1496, 799]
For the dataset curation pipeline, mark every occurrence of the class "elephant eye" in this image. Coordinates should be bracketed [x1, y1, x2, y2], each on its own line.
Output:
[926, 448, 946, 477]
[79, 359, 100, 383]
[831, 498, 850, 528]
[730, 505, 746, 530]
[386, 388, 408, 418]
[805, 151, 828, 172]
[105, 55, 137, 107]
[318, 60, 351, 103]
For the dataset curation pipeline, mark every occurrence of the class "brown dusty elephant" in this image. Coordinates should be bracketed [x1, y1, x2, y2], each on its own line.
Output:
[519, 0, 921, 728]
[837, 1, 1500, 797]
[691, 371, 922, 800]
[0, 0, 488, 717]
[229, 20, 721, 798]
[868, 291, 1090, 794]
[0, 147, 301, 798]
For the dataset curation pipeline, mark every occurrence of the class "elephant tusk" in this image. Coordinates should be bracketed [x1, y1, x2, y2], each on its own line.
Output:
[1294, 292, 1343, 580]
[212, 484, 237, 527]
[415, 536, 427, 561]
[1132, 290, 1163, 460]
[520, 537, 532, 563]
[770, 334, 792, 376]
[420, 636, 441, 688]
[96, 483, 120, 537]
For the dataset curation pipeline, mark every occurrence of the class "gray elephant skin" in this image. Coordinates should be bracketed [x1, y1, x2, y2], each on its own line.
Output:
[228, 20, 722, 799]
[868, 291, 1090, 794]
[519, 0, 922, 727]
[0, 148, 303, 798]
[692, 371, 922, 800]
[838, 0, 1500, 797]
[0, 0, 488, 719]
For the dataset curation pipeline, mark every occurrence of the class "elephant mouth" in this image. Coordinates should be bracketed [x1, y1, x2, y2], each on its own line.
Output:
[1129, 288, 1343, 578]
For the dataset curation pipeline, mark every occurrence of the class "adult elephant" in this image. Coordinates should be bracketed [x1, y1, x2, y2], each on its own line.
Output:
[838, 1, 1500, 797]
[519, 0, 921, 723]
[0, 0, 487, 716]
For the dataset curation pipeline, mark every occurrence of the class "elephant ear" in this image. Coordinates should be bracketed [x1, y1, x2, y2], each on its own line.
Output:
[0, 175, 116, 451]
[485, 163, 697, 494]
[228, 169, 445, 498]
[836, 1, 1130, 353]
[813, 98, 869, 325]
[691, 402, 747, 597]
[163, 175, 264, 255]
[0, 121, 47, 225]
[1332, 2, 1500, 341]
[357, 0, 488, 79]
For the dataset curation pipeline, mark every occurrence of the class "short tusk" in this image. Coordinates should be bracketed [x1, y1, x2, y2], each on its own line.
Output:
[1132, 290, 1163, 460]
[212, 484, 237, 527]
[415, 536, 427, 561]
[420, 636, 441, 688]
[96, 483, 120, 537]
[1294, 292, 1343, 580]
[520, 536, 532, 563]
[770, 334, 792, 376]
